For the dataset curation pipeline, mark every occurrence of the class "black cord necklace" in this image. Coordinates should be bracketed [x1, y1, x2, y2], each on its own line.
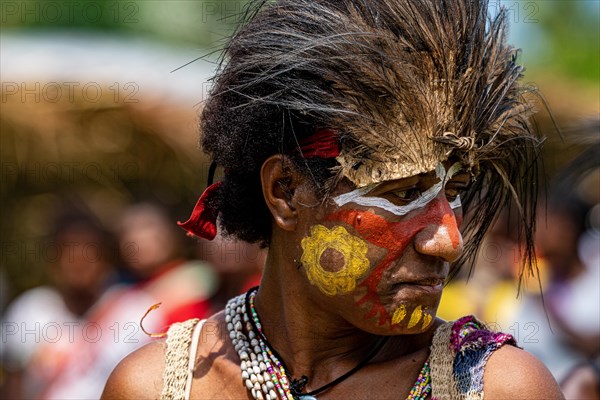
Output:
[245, 287, 389, 399]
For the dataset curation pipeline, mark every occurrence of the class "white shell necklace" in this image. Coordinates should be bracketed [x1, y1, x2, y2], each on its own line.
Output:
[226, 290, 294, 400]
[225, 288, 393, 400]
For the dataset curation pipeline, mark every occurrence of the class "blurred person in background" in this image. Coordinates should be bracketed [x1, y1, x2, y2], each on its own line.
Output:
[561, 357, 600, 400]
[195, 235, 265, 313]
[1, 207, 160, 399]
[118, 202, 217, 327]
[514, 122, 600, 388]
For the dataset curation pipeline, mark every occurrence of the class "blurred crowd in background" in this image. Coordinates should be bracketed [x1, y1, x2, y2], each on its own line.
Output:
[1, 0, 599, 399]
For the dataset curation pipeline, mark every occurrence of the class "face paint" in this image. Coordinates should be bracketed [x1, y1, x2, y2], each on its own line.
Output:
[333, 163, 463, 215]
[449, 195, 462, 210]
[391, 304, 407, 325]
[392, 304, 434, 328]
[407, 305, 423, 329]
[300, 225, 370, 296]
[326, 194, 460, 327]
[417, 213, 463, 253]
[442, 214, 462, 249]
[421, 312, 433, 329]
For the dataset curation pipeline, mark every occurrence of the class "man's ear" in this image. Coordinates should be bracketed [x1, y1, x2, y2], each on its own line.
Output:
[261, 155, 303, 232]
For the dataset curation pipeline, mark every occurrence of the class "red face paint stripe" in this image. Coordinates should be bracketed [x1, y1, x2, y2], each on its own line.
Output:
[442, 213, 461, 249]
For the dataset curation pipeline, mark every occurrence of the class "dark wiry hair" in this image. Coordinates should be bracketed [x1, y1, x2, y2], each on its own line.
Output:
[201, 0, 541, 280]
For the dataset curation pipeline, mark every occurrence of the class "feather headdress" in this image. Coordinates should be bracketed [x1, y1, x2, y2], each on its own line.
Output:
[201, 0, 541, 277]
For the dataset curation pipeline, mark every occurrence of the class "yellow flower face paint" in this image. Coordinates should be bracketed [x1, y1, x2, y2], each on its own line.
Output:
[300, 225, 370, 296]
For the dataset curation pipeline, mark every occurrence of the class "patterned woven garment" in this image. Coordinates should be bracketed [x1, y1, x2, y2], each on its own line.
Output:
[429, 315, 517, 399]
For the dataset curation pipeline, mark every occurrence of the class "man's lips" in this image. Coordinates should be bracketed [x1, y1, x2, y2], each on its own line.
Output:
[387, 277, 445, 295]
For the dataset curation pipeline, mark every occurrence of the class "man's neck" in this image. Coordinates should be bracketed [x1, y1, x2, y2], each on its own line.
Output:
[252, 246, 387, 390]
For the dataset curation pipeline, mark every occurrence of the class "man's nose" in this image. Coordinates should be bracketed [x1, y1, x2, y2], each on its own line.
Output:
[414, 197, 463, 262]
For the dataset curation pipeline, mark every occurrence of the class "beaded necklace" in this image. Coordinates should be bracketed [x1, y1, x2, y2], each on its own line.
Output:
[225, 288, 432, 400]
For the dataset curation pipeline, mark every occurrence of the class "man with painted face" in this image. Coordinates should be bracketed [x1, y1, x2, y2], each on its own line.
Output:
[102, 0, 564, 399]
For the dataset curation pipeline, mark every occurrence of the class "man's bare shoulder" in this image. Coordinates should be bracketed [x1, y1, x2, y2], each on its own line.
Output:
[101, 312, 235, 399]
[484, 345, 564, 399]
[101, 340, 166, 399]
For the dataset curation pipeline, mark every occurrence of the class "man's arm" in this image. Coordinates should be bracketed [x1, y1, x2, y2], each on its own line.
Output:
[484, 345, 564, 399]
[101, 341, 165, 399]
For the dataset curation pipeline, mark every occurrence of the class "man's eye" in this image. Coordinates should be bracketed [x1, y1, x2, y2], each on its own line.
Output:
[445, 186, 466, 201]
[390, 188, 421, 202]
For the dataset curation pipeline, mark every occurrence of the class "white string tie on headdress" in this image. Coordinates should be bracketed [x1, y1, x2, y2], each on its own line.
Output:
[437, 132, 476, 151]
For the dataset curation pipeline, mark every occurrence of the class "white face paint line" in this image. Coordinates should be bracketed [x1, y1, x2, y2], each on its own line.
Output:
[333, 163, 463, 216]
[423, 224, 463, 249]
[449, 195, 462, 210]
[331, 185, 374, 208]
[443, 162, 463, 183]
[334, 179, 443, 216]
